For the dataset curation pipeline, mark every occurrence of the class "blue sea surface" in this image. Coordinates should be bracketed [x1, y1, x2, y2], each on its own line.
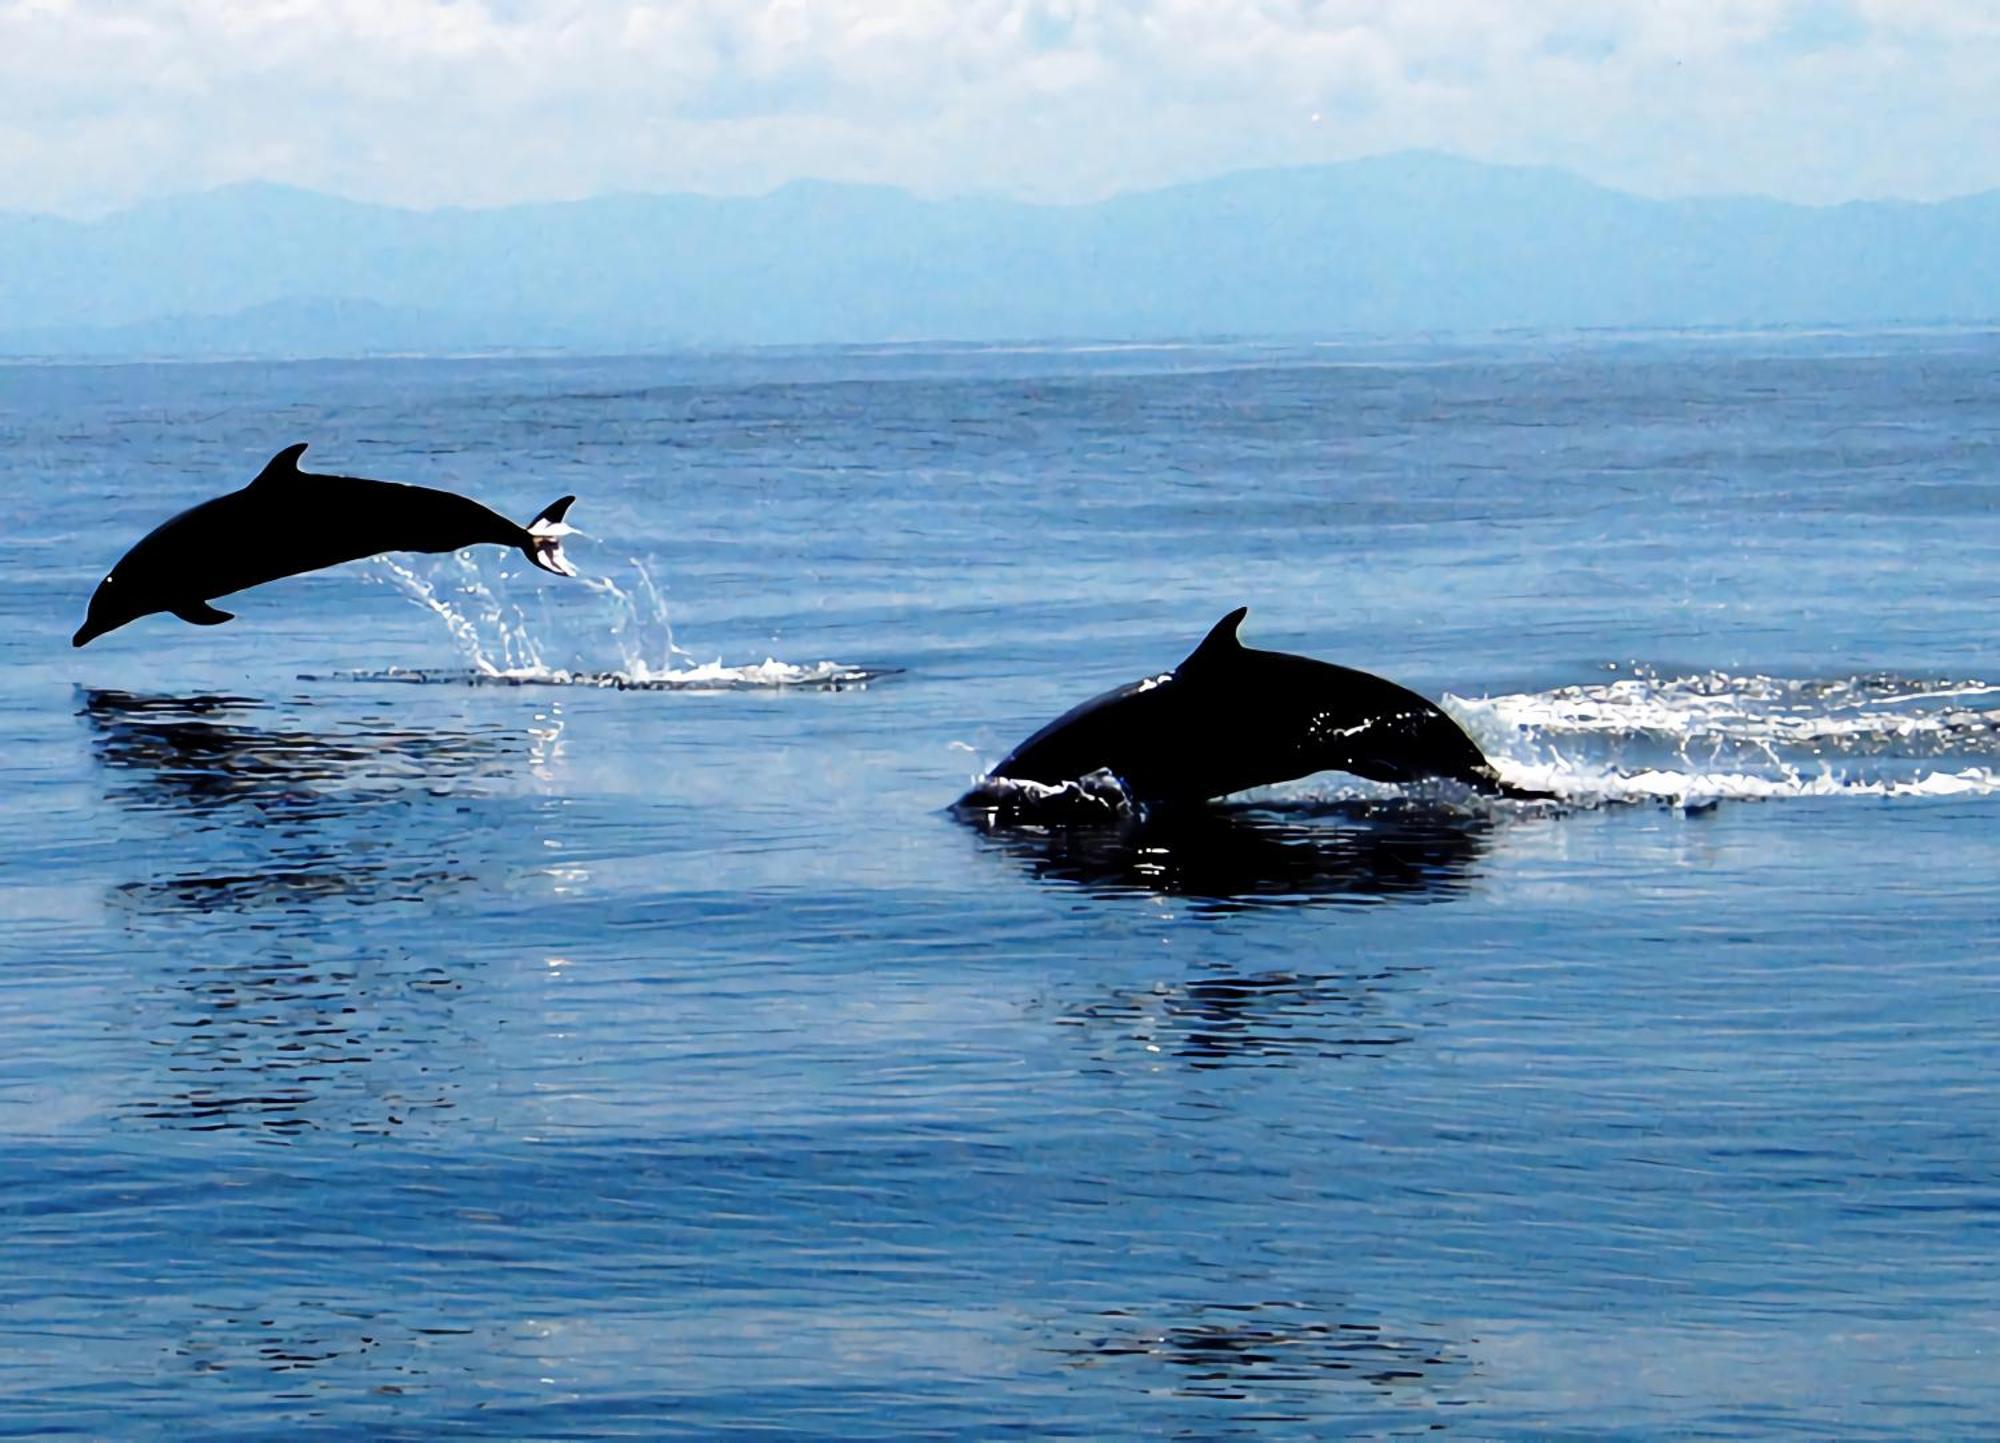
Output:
[1, 333, 1997, 1438]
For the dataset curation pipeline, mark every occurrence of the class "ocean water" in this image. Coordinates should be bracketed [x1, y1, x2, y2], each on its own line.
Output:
[1, 332, 1997, 1439]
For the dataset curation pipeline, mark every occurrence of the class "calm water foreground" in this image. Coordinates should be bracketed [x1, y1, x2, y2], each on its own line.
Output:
[1, 333, 1997, 1439]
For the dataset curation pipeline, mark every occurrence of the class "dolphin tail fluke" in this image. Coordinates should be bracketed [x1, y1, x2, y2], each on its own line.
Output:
[523, 496, 578, 577]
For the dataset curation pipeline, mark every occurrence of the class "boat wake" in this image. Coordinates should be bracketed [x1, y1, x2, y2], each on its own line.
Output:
[308, 552, 894, 693]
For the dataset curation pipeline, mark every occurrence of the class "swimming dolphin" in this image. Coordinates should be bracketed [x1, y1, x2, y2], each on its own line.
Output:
[967, 607, 1531, 806]
[73, 443, 577, 647]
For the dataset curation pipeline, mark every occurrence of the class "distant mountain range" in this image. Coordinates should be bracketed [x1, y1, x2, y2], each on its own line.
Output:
[3, 152, 1997, 357]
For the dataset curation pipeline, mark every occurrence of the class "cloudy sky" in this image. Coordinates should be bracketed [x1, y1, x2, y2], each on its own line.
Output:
[4, 0, 1997, 215]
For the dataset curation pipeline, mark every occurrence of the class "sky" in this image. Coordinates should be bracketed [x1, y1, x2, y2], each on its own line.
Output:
[3, 0, 1998, 216]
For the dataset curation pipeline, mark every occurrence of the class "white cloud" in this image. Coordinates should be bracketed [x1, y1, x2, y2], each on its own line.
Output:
[1, 0, 1997, 214]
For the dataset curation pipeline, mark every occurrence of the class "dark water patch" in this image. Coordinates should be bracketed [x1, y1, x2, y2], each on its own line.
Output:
[111, 862, 481, 915]
[81, 688, 538, 920]
[116, 945, 475, 1143]
[80, 688, 519, 820]
[960, 805, 1489, 913]
[1056, 1300, 1476, 1429]
[1048, 963, 1422, 1069]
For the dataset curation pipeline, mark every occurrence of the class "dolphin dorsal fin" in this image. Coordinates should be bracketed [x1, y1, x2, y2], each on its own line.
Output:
[251, 443, 310, 486]
[1176, 606, 1249, 676]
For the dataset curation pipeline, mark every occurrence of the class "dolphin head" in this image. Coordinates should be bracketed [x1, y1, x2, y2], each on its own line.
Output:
[72, 570, 151, 647]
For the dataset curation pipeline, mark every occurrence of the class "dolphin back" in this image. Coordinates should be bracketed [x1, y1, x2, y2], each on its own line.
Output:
[1274, 652, 1504, 792]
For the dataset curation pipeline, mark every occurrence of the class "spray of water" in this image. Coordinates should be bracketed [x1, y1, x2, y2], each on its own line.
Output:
[374, 554, 544, 676]
[361, 552, 890, 691]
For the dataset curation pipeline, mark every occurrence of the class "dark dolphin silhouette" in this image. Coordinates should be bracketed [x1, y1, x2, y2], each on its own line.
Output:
[73, 443, 577, 647]
[965, 607, 1533, 806]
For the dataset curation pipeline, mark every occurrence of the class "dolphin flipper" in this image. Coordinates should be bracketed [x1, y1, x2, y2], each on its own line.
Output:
[171, 601, 235, 626]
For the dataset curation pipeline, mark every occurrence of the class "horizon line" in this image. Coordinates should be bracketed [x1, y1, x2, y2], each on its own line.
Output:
[12, 149, 2000, 225]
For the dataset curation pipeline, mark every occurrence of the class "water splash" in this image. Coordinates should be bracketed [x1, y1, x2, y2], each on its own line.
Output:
[353, 552, 893, 692]
[1449, 667, 2000, 807]
[954, 769, 1139, 822]
[372, 555, 520, 679]
[1463, 670, 2000, 756]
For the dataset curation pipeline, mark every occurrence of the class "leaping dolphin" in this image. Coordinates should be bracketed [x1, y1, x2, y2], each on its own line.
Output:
[965, 608, 1534, 807]
[73, 443, 577, 647]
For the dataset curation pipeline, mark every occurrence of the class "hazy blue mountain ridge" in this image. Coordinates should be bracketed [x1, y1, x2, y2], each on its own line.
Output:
[3, 153, 1996, 355]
